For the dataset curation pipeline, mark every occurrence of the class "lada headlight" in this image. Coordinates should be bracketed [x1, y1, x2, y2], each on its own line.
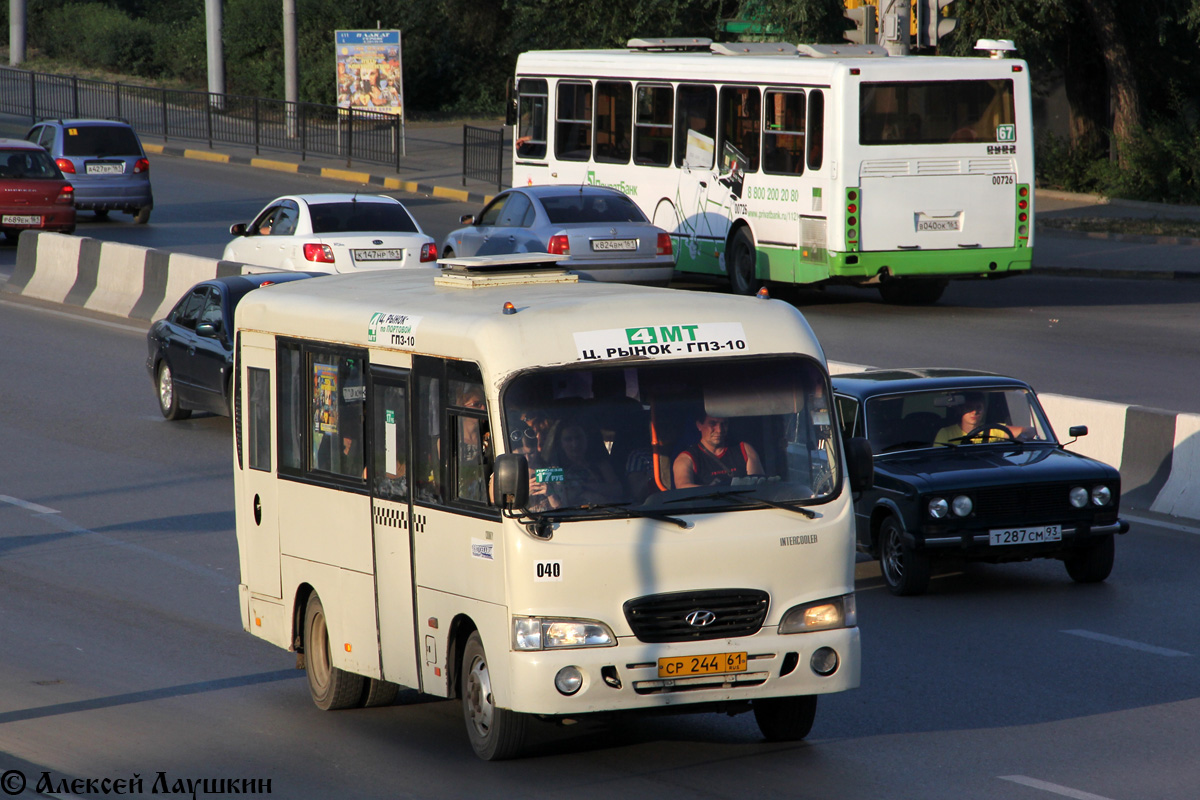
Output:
[779, 594, 857, 634]
[512, 617, 616, 651]
[1070, 486, 1089, 508]
[928, 497, 949, 519]
[1092, 485, 1112, 506]
[951, 495, 973, 517]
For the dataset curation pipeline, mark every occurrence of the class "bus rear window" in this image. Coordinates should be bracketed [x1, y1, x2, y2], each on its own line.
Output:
[859, 80, 1015, 146]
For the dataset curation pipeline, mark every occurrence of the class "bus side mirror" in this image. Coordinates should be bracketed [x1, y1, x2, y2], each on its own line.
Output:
[505, 78, 517, 126]
[493, 453, 529, 510]
[846, 436, 874, 492]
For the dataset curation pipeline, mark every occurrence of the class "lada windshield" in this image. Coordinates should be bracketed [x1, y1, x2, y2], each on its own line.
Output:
[864, 386, 1053, 454]
[501, 357, 839, 516]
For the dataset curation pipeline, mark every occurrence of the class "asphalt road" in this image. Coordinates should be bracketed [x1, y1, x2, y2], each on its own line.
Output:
[3, 152, 1199, 414]
[0, 297, 1197, 798]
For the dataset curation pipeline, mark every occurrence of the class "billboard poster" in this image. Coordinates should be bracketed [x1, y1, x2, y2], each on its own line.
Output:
[335, 30, 404, 118]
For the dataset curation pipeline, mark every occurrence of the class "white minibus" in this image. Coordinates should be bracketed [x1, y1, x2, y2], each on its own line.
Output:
[232, 254, 872, 759]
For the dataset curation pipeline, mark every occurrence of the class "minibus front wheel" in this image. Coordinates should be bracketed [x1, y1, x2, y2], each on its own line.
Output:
[462, 631, 529, 760]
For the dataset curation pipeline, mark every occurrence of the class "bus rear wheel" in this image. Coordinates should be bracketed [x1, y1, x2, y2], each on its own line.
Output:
[303, 592, 365, 710]
[728, 228, 759, 296]
[462, 631, 528, 760]
[878, 278, 947, 305]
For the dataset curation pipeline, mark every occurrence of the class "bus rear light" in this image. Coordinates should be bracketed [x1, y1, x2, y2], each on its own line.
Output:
[55, 158, 76, 174]
[848, 216, 857, 226]
[847, 203, 857, 213]
[303, 243, 336, 263]
[1019, 186, 1029, 197]
[547, 234, 570, 255]
[656, 232, 672, 256]
[1018, 200, 1028, 210]
[1019, 213, 1027, 222]
[1012, 65, 1023, 72]
[847, 190, 858, 201]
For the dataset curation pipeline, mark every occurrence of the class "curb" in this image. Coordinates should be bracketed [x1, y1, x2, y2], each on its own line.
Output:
[141, 142, 499, 207]
[1035, 226, 1200, 247]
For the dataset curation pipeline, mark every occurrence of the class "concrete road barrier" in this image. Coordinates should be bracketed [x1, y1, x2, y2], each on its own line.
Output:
[5, 231, 1197, 525]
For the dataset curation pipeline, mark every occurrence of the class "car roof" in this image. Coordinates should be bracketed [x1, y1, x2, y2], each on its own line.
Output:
[283, 193, 400, 205]
[39, 118, 137, 128]
[201, 271, 325, 294]
[516, 184, 628, 199]
[0, 138, 45, 150]
[832, 368, 1032, 399]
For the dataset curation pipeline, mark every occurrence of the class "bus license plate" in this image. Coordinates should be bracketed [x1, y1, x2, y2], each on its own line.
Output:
[86, 163, 124, 175]
[658, 651, 747, 678]
[353, 248, 403, 261]
[989, 524, 1062, 546]
[916, 216, 960, 232]
[2, 215, 41, 225]
[592, 238, 636, 252]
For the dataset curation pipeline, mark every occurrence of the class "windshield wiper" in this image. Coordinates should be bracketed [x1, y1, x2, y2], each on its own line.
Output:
[548, 501, 690, 529]
[664, 488, 819, 519]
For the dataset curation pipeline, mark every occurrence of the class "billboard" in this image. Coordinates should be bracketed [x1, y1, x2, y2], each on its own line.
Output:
[335, 30, 404, 118]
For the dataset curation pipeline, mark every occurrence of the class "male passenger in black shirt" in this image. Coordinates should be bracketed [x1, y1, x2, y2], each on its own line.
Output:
[672, 413, 765, 488]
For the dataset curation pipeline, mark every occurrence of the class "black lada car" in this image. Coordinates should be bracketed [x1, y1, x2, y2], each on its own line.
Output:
[831, 369, 1129, 595]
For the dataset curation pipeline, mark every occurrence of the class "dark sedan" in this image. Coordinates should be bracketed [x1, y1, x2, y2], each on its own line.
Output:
[146, 272, 321, 420]
[832, 368, 1129, 595]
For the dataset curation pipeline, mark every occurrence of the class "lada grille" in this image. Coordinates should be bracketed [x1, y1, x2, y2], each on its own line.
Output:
[972, 483, 1075, 519]
[623, 589, 769, 643]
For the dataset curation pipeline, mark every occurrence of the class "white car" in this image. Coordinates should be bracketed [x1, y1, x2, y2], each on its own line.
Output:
[223, 193, 437, 273]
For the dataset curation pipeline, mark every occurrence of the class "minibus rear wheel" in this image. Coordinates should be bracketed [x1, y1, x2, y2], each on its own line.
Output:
[303, 592, 365, 711]
[753, 694, 818, 741]
[462, 631, 528, 760]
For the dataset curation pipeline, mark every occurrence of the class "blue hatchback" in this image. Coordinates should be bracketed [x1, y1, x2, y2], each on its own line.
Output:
[26, 118, 153, 223]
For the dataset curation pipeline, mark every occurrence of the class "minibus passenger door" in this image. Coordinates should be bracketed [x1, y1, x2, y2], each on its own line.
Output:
[238, 343, 282, 599]
[368, 369, 421, 689]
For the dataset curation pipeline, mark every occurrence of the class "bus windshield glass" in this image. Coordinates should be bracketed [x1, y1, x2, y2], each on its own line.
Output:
[502, 357, 839, 516]
[859, 79, 1016, 146]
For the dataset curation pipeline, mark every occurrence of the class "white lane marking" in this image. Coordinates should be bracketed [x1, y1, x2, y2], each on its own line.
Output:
[0, 297, 147, 334]
[0, 494, 234, 586]
[0, 494, 60, 514]
[999, 775, 1115, 800]
[1062, 629, 1191, 657]
[1122, 512, 1200, 536]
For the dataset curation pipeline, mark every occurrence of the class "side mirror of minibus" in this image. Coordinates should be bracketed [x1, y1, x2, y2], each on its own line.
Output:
[493, 453, 529, 510]
[846, 436, 874, 493]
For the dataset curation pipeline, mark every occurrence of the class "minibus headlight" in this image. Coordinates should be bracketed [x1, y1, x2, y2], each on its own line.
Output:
[512, 617, 616, 651]
[1092, 485, 1112, 506]
[1069, 486, 1089, 508]
[779, 594, 856, 634]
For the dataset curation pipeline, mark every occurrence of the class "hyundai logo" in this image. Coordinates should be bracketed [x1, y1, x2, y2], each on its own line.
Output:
[685, 609, 717, 627]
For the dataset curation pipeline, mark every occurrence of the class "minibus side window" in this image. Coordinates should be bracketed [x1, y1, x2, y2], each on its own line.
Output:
[247, 367, 272, 472]
[309, 352, 365, 480]
[371, 380, 409, 502]
[278, 343, 303, 473]
[414, 357, 495, 514]
[415, 372, 443, 504]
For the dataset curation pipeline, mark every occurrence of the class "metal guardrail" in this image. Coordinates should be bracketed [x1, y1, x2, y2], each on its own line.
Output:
[463, 124, 503, 191]
[0, 65, 405, 171]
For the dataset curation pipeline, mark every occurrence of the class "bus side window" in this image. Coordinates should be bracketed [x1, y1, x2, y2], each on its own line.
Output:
[763, 90, 805, 175]
[595, 81, 632, 165]
[556, 81, 593, 162]
[806, 90, 824, 171]
[718, 86, 760, 173]
[634, 84, 673, 167]
[515, 78, 548, 159]
[310, 353, 365, 480]
[278, 343, 303, 472]
[675, 84, 716, 169]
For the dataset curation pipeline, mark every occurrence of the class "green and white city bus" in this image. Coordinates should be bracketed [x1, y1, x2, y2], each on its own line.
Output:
[511, 38, 1034, 304]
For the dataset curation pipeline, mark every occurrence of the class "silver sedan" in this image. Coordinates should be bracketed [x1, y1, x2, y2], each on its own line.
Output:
[223, 193, 437, 273]
[442, 185, 675, 286]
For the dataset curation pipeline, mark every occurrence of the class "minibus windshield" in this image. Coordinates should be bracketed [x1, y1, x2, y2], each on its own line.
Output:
[502, 357, 839, 516]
